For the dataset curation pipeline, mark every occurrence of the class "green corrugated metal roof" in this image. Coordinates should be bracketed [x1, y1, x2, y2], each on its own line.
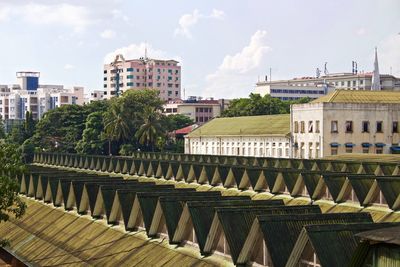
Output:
[216, 205, 321, 264]
[187, 114, 290, 137]
[258, 212, 372, 267]
[288, 222, 400, 267]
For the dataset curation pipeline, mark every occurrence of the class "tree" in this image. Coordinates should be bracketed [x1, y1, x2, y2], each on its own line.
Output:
[222, 93, 312, 117]
[0, 142, 26, 246]
[76, 112, 106, 155]
[135, 106, 165, 151]
[103, 99, 131, 155]
[24, 111, 35, 140]
[0, 116, 5, 139]
[163, 114, 194, 132]
[29, 101, 109, 153]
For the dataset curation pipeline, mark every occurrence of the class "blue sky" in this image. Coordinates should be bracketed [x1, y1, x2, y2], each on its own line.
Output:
[0, 0, 399, 99]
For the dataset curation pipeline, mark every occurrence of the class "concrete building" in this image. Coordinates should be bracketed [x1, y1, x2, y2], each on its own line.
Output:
[255, 72, 400, 100]
[87, 90, 106, 102]
[291, 90, 400, 159]
[184, 114, 291, 158]
[255, 50, 400, 100]
[163, 96, 229, 125]
[0, 71, 84, 121]
[103, 54, 181, 101]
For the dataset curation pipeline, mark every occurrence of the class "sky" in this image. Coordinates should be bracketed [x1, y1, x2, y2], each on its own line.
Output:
[0, 0, 399, 99]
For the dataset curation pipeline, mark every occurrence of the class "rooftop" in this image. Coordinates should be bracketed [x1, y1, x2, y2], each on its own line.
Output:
[187, 114, 290, 137]
[311, 89, 400, 104]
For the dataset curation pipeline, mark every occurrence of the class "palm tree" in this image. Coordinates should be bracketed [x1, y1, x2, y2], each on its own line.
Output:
[103, 102, 131, 155]
[135, 106, 164, 151]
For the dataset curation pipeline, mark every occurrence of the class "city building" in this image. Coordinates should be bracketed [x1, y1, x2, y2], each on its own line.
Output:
[103, 54, 181, 101]
[291, 90, 400, 159]
[87, 89, 106, 102]
[184, 114, 291, 158]
[163, 96, 229, 125]
[255, 49, 400, 100]
[0, 71, 84, 121]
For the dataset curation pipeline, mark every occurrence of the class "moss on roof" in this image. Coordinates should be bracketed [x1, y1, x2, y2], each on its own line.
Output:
[186, 114, 290, 137]
[312, 89, 400, 104]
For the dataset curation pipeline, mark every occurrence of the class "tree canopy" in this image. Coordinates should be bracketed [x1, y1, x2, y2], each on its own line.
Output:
[222, 93, 311, 117]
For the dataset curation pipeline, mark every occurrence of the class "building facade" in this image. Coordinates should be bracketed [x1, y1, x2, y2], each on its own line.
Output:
[291, 90, 400, 159]
[185, 114, 291, 158]
[0, 72, 84, 121]
[255, 73, 400, 100]
[163, 97, 229, 125]
[103, 55, 181, 101]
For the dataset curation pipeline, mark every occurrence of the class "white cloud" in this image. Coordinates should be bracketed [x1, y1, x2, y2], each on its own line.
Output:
[210, 9, 225, 20]
[111, 9, 130, 23]
[379, 34, 400, 76]
[104, 43, 181, 64]
[100, 29, 116, 39]
[64, 64, 75, 70]
[203, 30, 270, 98]
[0, 3, 92, 32]
[174, 9, 225, 38]
[356, 27, 366, 36]
[0, 6, 11, 22]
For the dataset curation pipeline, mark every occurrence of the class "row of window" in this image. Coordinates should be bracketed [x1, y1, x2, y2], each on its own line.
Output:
[331, 120, 397, 134]
[194, 141, 289, 147]
[195, 107, 213, 113]
[195, 116, 212, 123]
[271, 89, 325, 94]
[105, 68, 179, 74]
[294, 120, 320, 133]
[164, 108, 178, 113]
[105, 83, 180, 89]
[294, 120, 399, 134]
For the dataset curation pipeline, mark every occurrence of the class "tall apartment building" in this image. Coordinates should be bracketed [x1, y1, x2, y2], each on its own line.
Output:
[103, 54, 181, 101]
[0, 72, 84, 121]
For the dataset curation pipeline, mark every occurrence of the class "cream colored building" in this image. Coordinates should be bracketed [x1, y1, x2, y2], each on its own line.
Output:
[163, 97, 229, 125]
[291, 90, 400, 159]
[184, 114, 291, 157]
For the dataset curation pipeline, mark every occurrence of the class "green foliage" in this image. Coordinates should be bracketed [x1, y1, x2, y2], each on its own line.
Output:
[119, 144, 135, 156]
[24, 111, 36, 139]
[0, 117, 5, 139]
[163, 114, 194, 132]
[21, 140, 35, 163]
[76, 111, 106, 155]
[7, 124, 26, 145]
[135, 106, 164, 151]
[0, 142, 26, 246]
[29, 101, 109, 153]
[222, 93, 311, 117]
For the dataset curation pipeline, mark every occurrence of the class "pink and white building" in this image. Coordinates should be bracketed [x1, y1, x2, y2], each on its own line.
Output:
[103, 56, 181, 101]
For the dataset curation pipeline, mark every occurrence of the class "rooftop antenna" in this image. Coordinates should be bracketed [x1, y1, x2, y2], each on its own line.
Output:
[269, 67, 272, 82]
[144, 42, 148, 60]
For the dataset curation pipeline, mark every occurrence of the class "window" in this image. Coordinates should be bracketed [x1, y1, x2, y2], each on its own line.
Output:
[363, 147, 369, 153]
[331, 147, 338, 155]
[346, 146, 353, 153]
[393, 121, 398, 133]
[362, 121, 369, 133]
[345, 121, 353, 133]
[127, 67, 134, 72]
[376, 147, 383, 154]
[376, 121, 383, 133]
[127, 75, 134, 79]
[308, 121, 313, 133]
[127, 82, 133, 86]
[103, 84, 107, 88]
[294, 121, 299, 133]
[331, 121, 338, 133]
[316, 120, 320, 133]
[300, 121, 305, 133]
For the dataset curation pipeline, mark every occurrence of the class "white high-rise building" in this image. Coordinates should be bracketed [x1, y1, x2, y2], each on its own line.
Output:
[0, 72, 84, 121]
